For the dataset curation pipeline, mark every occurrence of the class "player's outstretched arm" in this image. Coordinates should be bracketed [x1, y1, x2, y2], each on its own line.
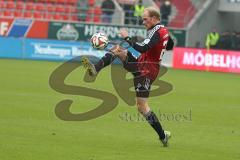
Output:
[119, 28, 161, 53]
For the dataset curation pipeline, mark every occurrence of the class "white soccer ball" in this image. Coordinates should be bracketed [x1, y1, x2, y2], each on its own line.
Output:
[90, 32, 109, 50]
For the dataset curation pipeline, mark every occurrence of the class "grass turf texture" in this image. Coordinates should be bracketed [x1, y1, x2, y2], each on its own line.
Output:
[0, 59, 239, 160]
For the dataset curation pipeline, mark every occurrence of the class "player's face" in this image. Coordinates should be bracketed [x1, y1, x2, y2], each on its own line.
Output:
[142, 11, 154, 29]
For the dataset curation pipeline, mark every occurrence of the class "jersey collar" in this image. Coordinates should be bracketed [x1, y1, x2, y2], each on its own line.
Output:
[147, 23, 162, 31]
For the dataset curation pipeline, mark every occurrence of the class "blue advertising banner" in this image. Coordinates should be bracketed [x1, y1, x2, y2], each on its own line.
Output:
[24, 39, 106, 61]
[0, 37, 22, 58]
[23, 38, 140, 61]
[0, 37, 140, 62]
[8, 19, 32, 37]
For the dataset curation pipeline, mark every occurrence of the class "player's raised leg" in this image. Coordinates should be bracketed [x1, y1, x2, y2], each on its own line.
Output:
[110, 45, 140, 75]
[81, 52, 116, 76]
[110, 45, 128, 62]
[81, 57, 98, 76]
[82, 44, 129, 76]
[82, 32, 117, 76]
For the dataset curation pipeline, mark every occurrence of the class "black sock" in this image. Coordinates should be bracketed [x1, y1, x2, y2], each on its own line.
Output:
[145, 111, 165, 140]
[95, 53, 115, 72]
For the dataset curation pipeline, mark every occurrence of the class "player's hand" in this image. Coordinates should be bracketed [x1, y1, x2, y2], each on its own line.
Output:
[110, 45, 126, 56]
[110, 45, 120, 53]
[119, 28, 129, 39]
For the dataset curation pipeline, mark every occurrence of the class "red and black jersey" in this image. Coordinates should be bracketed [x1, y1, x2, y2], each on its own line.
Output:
[126, 24, 170, 80]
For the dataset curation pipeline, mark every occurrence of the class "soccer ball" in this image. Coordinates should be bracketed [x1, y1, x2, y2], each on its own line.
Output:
[90, 33, 108, 50]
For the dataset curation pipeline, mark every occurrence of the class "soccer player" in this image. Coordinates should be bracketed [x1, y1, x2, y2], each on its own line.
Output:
[82, 6, 174, 147]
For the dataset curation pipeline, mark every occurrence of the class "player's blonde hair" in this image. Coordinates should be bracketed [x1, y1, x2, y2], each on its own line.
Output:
[144, 6, 161, 20]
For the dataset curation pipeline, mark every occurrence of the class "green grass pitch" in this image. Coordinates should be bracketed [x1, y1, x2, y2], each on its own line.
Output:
[0, 59, 239, 160]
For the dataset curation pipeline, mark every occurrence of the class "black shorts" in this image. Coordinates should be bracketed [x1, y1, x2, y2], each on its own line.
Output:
[134, 75, 153, 97]
[123, 52, 153, 98]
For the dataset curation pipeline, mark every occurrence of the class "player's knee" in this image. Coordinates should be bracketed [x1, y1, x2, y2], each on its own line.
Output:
[136, 102, 142, 113]
[136, 100, 148, 115]
[104, 53, 115, 66]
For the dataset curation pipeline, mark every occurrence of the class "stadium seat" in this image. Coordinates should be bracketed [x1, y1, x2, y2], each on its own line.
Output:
[44, 12, 53, 20]
[63, 14, 69, 20]
[6, 1, 15, 9]
[0, 2, 4, 8]
[94, 7, 102, 22]
[16, 2, 25, 10]
[70, 15, 78, 21]
[55, 5, 65, 12]
[93, 16, 101, 23]
[24, 11, 33, 18]
[57, 0, 66, 4]
[3, 10, 13, 17]
[71, 6, 78, 13]
[46, 0, 53, 3]
[87, 8, 94, 15]
[53, 13, 62, 20]
[49, 0, 57, 4]
[65, 5, 72, 13]
[38, 0, 47, 3]
[86, 8, 94, 21]
[33, 12, 43, 19]
[88, 0, 95, 6]
[14, 10, 23, 18]
[0, 0, 98, 23]
[26, 2, 35, 11]
[47, 4, 55, 12]
[35, 3, 45, 11]
[85, 16, 91, 22]
[69, 0, 78, 5]
[94, 6, 102, 15]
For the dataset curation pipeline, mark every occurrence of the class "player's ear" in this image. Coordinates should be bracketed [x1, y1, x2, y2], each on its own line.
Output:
[166, 36, 174, 50]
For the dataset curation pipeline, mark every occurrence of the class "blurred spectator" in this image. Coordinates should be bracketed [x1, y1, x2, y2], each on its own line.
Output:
[217, 31, 230, 50]
[205, 27, 220, 50]
[228, 0, 240, 3]
[217, 31, 240, 51]
[160, 0, 172, 26]
[133, 0, 144, 25]
[101, 0, 115, 23]
[235, 32, 240, 50]
[154, 0, 161, 8]
[117, 0, 136, 25]
[231, 31, 238, 50]
[123, 4, 135, 25]
[195, 41, 201, 48]
[78, 0, 88, 21]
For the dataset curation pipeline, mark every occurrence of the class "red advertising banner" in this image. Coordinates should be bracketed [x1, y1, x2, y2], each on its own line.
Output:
[26, 20, 49, 39]
[0, 17, 49, 39]
[173, 47, 240, 74]
[0, 18, 14, 36]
